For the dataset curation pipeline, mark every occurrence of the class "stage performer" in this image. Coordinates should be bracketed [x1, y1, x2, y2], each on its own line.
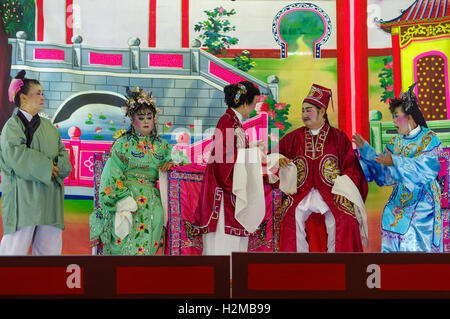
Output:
[89, 86, 189, 255]
[193, 81, 268, 255]
[353, 83, 442, 252]
[0, 70, 72, 255]
[275, 84, 369, 252]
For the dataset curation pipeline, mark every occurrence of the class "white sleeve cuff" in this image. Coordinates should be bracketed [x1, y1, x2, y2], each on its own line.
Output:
[114, 196, 137, 239]
[117, 196, 138, 213]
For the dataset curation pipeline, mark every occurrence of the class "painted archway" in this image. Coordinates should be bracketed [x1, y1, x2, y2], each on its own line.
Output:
[272, 2, 332, 59]
[52, 90, 128, 141]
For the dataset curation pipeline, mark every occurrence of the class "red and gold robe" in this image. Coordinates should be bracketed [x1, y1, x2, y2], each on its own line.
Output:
[193, 108, 266, 237]
[276, 123, 368, 252]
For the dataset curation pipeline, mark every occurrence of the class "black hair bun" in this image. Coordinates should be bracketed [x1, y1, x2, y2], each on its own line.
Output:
[224, 83, 238, 108]
[15, 70, 26, 80]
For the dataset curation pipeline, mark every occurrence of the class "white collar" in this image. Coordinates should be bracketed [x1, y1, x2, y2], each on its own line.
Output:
[407, 125, 421, 137]
[19, 109, 33, 122]
[231, 108, 243, 123]
[310, 124, 325, 136]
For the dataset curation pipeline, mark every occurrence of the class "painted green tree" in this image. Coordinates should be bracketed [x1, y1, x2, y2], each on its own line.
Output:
[194, 6, 239, 55]
[378, 56, 394, 104]
[0, 0, 35, 40]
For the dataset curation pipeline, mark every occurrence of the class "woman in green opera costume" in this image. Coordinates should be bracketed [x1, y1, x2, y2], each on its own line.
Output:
[89, 87, 190, 255]
[0, 70, 72, 255]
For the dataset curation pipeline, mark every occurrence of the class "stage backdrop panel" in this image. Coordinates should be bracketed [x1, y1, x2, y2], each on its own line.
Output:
[0, 256, 230, 299]
[232, 252, 450, 299]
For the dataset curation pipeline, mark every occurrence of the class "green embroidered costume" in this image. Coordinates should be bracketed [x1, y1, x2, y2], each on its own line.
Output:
[89, 132, 190, 255]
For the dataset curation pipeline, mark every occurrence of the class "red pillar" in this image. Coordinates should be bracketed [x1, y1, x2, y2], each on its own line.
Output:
[36, 0, 44, 41]
[355, 0, 369, 142]
[336, 0, 370, 141]
[65, 0, 73, 44]
[391, 29, 403, 97]
[149, 0, 157, 47]
[181, 0, 189, 48]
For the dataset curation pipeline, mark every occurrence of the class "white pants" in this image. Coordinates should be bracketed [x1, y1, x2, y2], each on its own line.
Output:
[295, 188, 336, 252]
[0, 225, 62, 255]
[203, 199, 249, 256]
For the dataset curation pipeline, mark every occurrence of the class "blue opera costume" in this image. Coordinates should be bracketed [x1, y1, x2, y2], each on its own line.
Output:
[359, 126, 443, 252]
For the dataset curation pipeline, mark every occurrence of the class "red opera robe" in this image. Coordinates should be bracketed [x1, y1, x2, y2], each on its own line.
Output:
[276, 123, 368, 252]
[193, 108, 267, 239]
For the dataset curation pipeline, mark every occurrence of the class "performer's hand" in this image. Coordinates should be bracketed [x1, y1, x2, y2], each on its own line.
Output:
[278, 157, 292, 169]
[352, 132, 366, 149]
[51, 164, 60, 178]
[375, 150, 394, 166]
[159, 162, 176, 172]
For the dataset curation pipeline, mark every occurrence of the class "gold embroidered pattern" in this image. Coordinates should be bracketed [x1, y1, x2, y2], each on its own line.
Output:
[304, 125, 330, 160]
[431, 182, 442, 240]
[235, 127, 248, 149]
[293, 156, 308, 188]
[399, 185, 413, 207]
[337, 200, 356, 219]
[319, 154, 340, 187]
[387, 136, 396, 147]
[277, 195, 293, 225]
[399, 21, 450, 48]
[184, 220, 196, 240]
[389, 206, 405, 227]
[274, 195, 294, 251]
[414, 131, 434, 156]
[397, 131, 435, 157]
[393, 136, 402, 155]
[403, 142, 418, 157]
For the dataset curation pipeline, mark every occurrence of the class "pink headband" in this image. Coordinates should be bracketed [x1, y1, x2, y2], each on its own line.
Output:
[8, 79, 24, 103]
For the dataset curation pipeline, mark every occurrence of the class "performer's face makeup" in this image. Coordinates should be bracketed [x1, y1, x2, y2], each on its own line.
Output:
[392, 106, 410, 135]
[131, 109, 155, 136]
[302, 102, 325, 129]
[20, 84, 44, 116]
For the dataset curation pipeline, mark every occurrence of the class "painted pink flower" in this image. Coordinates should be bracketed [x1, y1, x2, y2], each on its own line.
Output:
[257, 95, 268, 102]
[275, 102, 286, 110]
[176, 132, 191, 145]
[217, 7, 224, 13]
[268, 110, 277, 120]
[386, 85, 394, 92]
[385, 97, 392, 104]
[385, 62, 393, 69]
[274, 121, 285, 131]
